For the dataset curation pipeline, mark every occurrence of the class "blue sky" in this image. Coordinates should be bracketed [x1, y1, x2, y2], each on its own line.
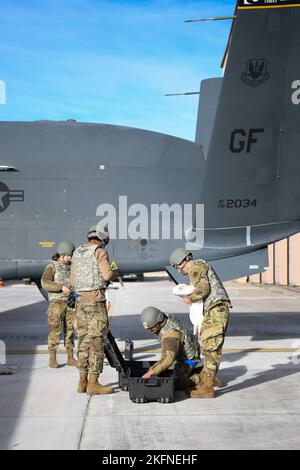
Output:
[0, 0, 236, 141]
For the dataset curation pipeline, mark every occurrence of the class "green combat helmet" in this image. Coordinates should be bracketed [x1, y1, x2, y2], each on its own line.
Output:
[140, 306, 165, 329]
[169, 248, 192, 267]
[88, 225, 110, 243]
[57, 240, 75, 256]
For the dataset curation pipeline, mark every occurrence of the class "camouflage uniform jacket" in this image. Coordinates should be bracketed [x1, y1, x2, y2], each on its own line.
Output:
[186, 259, 231, 312]
[41, 261, 71, 302]
[150, 315, 199, 376]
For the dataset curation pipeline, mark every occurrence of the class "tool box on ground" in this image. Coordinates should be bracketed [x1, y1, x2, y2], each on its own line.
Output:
[103, 329, 175, 403]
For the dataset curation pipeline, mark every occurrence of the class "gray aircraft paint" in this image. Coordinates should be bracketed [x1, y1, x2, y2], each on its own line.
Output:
[0, 122, 205, 278]
[195, 78, 223, 159]
[202, 1, 300, 230]
[166, 246, 268, 285]
[1, 0, 300, 287]
[197, 0, 300, 261]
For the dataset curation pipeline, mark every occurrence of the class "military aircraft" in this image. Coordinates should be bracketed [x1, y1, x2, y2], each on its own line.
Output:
[1, 0, 300, 297]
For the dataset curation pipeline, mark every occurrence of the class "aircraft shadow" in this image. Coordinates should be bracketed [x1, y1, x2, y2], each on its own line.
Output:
[0, 299, 48, 450]
[110, 311, 300, 343]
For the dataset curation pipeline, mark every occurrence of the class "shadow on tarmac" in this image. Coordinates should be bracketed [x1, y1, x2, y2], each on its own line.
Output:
[217, 361, 300, 396]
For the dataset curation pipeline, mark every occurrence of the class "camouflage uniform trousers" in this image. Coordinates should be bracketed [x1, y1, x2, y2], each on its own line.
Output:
[47, 300, 75, 352]
[199, 302, 230, 377]
[174, 362, 202, 390]
[74, 300, 108, 375]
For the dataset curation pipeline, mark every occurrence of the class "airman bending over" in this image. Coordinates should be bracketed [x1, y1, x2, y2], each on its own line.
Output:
[140, 306, 201, 391]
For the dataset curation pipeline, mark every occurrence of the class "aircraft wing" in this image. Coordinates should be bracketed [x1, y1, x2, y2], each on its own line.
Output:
[166, 246, 269, 284]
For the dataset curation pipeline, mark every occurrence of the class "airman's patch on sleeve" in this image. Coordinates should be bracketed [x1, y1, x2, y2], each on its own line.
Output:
[189, 261, 208, 281]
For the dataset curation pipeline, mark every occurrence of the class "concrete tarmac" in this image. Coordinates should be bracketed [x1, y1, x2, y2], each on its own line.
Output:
[0, 274, 299, 450]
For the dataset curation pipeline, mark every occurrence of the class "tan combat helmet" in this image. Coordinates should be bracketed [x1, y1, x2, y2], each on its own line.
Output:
[57, 240, 75, 256]
[140, 306, 165, 329]
[169, 248, 192, 267]
[88, 225, 110, 244]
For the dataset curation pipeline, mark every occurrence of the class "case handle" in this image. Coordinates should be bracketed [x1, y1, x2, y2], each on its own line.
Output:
[145, 378, 159, 387]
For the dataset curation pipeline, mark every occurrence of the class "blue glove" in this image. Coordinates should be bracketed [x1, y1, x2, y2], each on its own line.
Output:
[184, 359, 198, 368]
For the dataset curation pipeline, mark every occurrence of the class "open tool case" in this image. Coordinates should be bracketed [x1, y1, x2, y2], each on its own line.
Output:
[103, 329, 175, 403]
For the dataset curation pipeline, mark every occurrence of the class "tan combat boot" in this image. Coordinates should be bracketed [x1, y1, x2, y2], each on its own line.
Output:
[77, 370, 88, 393]
[190, 371, 215, 398]
[49, 351, 59, 368]
[214, 376, 223, 388]
[86, 374, 113, 395]
[67, 349, 78, 367]
[198, 369, 223, 389]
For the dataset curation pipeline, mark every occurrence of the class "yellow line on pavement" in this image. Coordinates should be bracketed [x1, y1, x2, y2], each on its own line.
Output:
[223, 348, 300, 353]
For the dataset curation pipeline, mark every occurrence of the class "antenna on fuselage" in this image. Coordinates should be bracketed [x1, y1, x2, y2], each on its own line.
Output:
[165, 92, 200, 97]
[184, 16, 236, 23]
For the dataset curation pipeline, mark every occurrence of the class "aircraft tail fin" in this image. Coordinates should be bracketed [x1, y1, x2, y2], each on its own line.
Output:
[202, 0, 300, 230]
[195, 78, 222, 158]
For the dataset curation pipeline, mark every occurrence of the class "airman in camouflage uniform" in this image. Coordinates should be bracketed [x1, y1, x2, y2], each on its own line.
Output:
[170, 248, 231, 398]
[71, 225, 119, 395]
[41, 240, 77, 368]
[140, 307, 201, 391]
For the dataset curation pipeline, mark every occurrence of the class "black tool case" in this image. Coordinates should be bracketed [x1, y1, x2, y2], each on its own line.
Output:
[103, 329, 175, 403]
